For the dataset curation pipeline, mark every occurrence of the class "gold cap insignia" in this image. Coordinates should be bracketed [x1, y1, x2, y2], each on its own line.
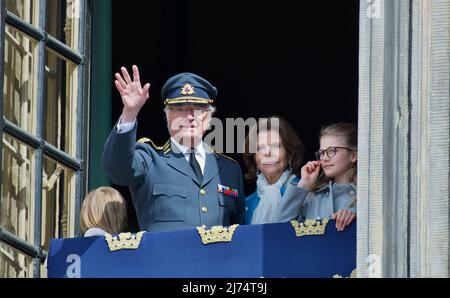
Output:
[104, 232, 145, 252]
[290, 218, 329, 237]
[180, 83, 195, 95]
[196, 225, 239, 245]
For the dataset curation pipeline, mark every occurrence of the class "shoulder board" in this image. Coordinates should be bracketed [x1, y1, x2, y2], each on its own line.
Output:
[214, 152, 239, 164]
[162, 140, 171, 154]
[138, 137, 166, 151]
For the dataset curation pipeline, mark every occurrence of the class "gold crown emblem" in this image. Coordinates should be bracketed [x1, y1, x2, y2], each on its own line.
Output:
[290, 218, 329, 237]
[180, 83, 195, 95]
[196, 225, 239, 245]
[333, 269, 357, 278]
[104, 232, 145, 252]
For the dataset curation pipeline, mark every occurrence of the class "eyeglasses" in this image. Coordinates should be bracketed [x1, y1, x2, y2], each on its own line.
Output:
[168, 106, 209, 114]
[314, 146, 354, 160]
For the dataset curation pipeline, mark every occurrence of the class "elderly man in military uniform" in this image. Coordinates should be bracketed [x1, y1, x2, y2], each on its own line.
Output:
[102, 65, 245, 232]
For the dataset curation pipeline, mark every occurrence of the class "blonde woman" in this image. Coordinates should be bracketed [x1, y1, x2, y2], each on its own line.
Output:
[80, 187, 128, 237]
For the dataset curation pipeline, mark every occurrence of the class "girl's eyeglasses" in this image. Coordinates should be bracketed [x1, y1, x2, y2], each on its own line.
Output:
[314, 146, 354, 160]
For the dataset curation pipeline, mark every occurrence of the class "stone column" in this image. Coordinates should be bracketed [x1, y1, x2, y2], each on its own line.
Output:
[358, 0, 449, 278]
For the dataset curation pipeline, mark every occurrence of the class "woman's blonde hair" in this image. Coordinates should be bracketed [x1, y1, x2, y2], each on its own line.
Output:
[80, 186, 128, 234]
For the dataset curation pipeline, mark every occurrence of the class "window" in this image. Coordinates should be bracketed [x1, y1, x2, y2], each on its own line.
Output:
[1, 135, 35, 242]
[3, 24, 39, 134]
[6, 0, 39, 27]
[0, 0, 89, 278]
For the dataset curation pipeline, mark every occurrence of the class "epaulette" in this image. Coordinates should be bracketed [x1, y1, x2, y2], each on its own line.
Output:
[214, 152, 239, 164]
[137, 137, 169, 152]
[162, 140, 171, 154]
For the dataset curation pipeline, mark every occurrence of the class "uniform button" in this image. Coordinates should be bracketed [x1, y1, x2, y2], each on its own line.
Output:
[349, 190, 355, 195]
[200, 189, 206, 196]
[201, 207, 208, 213]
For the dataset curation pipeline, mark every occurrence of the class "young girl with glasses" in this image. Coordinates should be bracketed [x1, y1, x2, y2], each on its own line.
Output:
[277, 123, 357, 231]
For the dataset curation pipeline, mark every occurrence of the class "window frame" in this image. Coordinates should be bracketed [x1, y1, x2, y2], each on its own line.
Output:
[0, 0, 90, 278]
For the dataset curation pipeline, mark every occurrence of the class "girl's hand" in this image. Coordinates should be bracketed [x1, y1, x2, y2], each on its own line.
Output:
[297, 161, 321, 190]
[332, 209, 356, 231]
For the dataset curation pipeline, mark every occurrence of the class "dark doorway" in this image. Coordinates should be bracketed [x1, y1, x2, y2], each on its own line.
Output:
[111, 0, 359, 231]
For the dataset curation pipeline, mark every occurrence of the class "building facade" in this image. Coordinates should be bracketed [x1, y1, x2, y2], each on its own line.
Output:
[0, 0, 111, 278]
[358, 0, 449, 278]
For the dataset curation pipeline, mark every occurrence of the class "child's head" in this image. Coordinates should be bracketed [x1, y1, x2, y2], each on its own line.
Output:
[80, 186, 128, 235]
[316, 123, 357, 184]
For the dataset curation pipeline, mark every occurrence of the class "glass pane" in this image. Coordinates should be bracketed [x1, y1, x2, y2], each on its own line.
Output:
[44, 49, 79, 157]
[0, 243, 35, 278]
[1, 134, 35, 243]
[46, 0, 81, 51]
[41, 156, 76, 251]
[6, 0, 40, 27]
[2, 25, 39, 134]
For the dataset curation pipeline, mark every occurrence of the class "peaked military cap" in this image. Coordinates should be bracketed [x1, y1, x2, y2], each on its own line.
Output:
[161, 72, 217, 106]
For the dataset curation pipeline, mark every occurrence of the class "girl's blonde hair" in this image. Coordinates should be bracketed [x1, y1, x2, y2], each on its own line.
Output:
[314, 122, 357, 191]
[80, 187, 128, 234]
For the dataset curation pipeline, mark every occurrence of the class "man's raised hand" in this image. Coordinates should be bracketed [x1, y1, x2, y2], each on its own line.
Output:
[115, 65, 151, 123]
